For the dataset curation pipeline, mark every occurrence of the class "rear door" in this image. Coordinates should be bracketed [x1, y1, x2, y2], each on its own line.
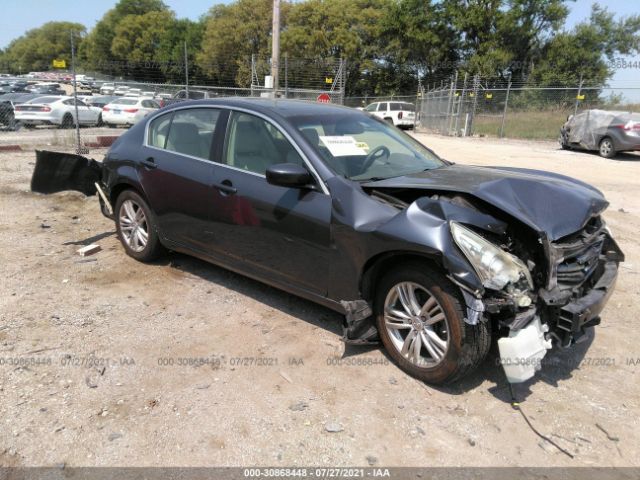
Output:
[206, 110, 332, 295]
[138, 107, 225, 252]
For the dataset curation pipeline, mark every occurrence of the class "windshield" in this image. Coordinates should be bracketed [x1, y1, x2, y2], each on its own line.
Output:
[289, 111, 444, 181]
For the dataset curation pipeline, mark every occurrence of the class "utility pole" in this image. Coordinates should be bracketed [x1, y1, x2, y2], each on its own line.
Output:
[271, 0, 280, 96]
[574, 73, 584, 116]
[184, 41, 189, 99]
[70, 31, 82, 154]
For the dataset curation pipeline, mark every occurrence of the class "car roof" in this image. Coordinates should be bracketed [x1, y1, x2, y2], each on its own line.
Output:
[160, 98, 358, 119]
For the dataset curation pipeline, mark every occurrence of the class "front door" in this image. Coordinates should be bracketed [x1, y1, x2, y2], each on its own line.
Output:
[207, 110, 332, 296]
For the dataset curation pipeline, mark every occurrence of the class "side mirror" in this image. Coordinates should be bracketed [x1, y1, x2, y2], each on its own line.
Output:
[266, 163, 313, 188]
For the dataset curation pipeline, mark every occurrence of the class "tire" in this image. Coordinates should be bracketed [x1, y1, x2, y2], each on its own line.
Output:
[60, 114, 74, 129]
[107, 123, 117, 129]
[385, 117, 395, 126]
[115, 189, 164, 262]
[599, 137, 615, 158]
[96, 113, 104, 127]
[374, 264, 491, 384]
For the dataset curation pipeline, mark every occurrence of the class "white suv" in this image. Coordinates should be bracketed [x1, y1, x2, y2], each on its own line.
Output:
[363, 101, 415, 129]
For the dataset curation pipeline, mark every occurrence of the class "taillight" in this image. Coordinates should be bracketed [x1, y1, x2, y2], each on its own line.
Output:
[14, 106, 22, 111]
[41, 106, 51, 112]
[618, 121, 640, 131]
[123, 108, 138, 113]
[398, 111, 403, 119]
[103, 106, 110, 111]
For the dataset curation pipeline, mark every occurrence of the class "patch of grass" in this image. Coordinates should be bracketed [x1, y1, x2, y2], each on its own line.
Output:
[473, 110, 568, 140]
[473, 104, 640, 140]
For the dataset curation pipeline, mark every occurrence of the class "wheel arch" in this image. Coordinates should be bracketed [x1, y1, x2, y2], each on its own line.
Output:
[109, 181, 147, 208]
[360, 250, 445, 303]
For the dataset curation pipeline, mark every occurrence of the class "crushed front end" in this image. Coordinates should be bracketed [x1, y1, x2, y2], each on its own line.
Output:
[456, 215, 624, 383]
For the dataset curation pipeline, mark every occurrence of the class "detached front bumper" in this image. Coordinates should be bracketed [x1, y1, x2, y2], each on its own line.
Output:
[554, 260, 618, 344]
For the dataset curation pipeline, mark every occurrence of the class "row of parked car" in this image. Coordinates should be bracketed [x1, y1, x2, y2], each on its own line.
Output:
[0, 92, 162, 130]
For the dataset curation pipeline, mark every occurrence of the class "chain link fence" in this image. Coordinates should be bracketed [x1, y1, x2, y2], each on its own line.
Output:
[416, 72, 640, 140]
[0, 55, 346, 154]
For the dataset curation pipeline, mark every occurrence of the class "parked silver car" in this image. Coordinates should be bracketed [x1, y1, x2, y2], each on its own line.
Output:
[560, 109, 640, 158]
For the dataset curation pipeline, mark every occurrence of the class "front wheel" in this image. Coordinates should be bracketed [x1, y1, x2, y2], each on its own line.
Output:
[375, 265, 490, 384]
[115, 190, 164, 262]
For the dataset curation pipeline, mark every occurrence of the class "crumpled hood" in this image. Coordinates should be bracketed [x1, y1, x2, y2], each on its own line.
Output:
[362, 164, 609, 241]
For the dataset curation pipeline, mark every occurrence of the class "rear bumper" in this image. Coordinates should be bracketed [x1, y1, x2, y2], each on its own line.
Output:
[103, 112, 136, 125]
[15, 114, 59, 125]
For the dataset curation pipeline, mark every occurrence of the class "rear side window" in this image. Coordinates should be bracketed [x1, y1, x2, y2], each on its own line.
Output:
[376, 103, 387, 112]
[165, 108, 220, 160]
[148, 113, 173, 149]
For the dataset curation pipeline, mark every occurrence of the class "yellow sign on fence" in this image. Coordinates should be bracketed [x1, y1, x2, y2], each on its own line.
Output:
[325, 77, 333, 84]
[485, 93, 493, 99]
[576, 94, 585, 100]
[52, 59, 66, 68]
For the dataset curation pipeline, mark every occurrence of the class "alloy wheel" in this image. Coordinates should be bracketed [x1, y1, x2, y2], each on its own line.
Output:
[600, 138, 613, 157]
[383, 281, 449, 367]
[119, 199, 149, 253]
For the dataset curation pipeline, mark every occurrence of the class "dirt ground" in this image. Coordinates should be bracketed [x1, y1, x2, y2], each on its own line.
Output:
[0, 128, 639, 468]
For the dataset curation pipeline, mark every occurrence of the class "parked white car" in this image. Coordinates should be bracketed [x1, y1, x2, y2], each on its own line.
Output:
[14, 96, 103, 128]
[102, 97, 160, 127]
[363, 101, 416, 129]
[100, 82, 116, 95]
[124, 88, 142, 97]
[114, 85, 130, 96]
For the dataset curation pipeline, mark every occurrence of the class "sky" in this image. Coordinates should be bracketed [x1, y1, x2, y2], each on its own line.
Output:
[1, 0, 638, 99]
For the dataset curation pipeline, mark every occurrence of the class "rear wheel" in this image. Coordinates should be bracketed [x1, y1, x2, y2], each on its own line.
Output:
[599, 137, 615, 158]
[115, 190, 164, 262]
[60, 114, 74, 129]
[96, 113, 104, 127]
[375, 265, 490, 384]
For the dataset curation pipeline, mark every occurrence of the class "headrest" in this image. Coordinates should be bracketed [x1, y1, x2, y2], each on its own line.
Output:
[300, 128, 319, 146]
[169, 122, 199, 140]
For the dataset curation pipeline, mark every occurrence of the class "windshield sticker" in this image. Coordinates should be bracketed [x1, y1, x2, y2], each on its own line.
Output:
[355, 141, 369, 152]
[319, 136, 367, 156]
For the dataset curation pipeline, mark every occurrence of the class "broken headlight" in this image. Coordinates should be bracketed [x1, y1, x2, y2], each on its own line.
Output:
[450, 222, 533, 305]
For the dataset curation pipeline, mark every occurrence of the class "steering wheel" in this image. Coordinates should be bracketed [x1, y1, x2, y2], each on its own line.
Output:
[360, 145, 390, 173]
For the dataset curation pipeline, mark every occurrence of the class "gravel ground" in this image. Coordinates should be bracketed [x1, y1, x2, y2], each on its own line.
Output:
[0, 128, 639, 467]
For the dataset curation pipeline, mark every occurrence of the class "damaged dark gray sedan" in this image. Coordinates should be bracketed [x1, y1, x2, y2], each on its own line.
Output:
[47, 99, 624, 385]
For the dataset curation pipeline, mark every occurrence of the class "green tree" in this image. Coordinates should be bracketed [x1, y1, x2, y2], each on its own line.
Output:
[282, 0, 389, 95]
[530, 4, 640, 87]
[197, 0, 281, 87]
[80, 0, 169, 72]
[156, 18, 206, 83]
[1, 22, 86, 73]
[379, 0, 459, 94]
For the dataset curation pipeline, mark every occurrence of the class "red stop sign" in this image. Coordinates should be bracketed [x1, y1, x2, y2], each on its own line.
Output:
[317, 93, 331, 103]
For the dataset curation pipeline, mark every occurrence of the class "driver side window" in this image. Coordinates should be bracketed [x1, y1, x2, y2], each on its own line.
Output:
[224, 112, 304, 175]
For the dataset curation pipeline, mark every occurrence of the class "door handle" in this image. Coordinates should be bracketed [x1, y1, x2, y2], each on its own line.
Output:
[213, 180, 237, 195]
[141, 157, 156, 169]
